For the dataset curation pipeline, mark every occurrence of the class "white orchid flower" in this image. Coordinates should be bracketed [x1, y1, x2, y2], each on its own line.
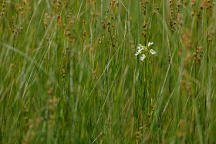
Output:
[149, 49, 157, 55]
[140, 54, 146, 61]
[135, 42, 157, 62]
[147, 42, 154, 47]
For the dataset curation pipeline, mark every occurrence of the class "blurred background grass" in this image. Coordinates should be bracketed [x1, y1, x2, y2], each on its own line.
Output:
[0, 0, 216, 143]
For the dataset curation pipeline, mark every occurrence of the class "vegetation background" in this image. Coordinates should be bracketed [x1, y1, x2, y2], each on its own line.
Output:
[0, 0, 216, 143]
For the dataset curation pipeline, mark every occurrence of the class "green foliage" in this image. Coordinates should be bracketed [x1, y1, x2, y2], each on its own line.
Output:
[0, 0, 216, 143]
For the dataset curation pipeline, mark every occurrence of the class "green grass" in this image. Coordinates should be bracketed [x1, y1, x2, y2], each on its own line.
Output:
[0, 0, 216, 143]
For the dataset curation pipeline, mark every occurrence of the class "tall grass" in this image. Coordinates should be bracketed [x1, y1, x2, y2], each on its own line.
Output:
[0, 0, 216, 143]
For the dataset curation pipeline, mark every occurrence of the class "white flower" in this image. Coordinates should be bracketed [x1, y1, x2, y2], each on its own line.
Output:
[135, 51, 140, 56]
[149, 49, 157, 55]
[147, 42, 154, 47]
[135, 42, 156, 62]
[135, 49, 142, 56]
[137, 44, 143, 50]
[135, 44, 144, 56]
[140, 54, 146, 61]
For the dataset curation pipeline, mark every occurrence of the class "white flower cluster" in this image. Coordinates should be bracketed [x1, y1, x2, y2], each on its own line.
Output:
[135, 42, 157, 61]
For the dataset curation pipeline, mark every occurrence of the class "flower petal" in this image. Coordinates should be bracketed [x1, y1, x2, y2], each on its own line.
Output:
[137, 44, 144, 50]
[149, 49, 157, 55]
[147, 42, 154, 47]
[135, 52, 139, 56]
[140, 54, 146, 61]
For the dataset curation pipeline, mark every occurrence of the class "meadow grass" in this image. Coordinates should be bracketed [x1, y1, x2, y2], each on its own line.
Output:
[0, 0, 216, 143]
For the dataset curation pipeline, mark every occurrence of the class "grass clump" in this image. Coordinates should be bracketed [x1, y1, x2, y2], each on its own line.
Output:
[0, 0, 216, 143]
